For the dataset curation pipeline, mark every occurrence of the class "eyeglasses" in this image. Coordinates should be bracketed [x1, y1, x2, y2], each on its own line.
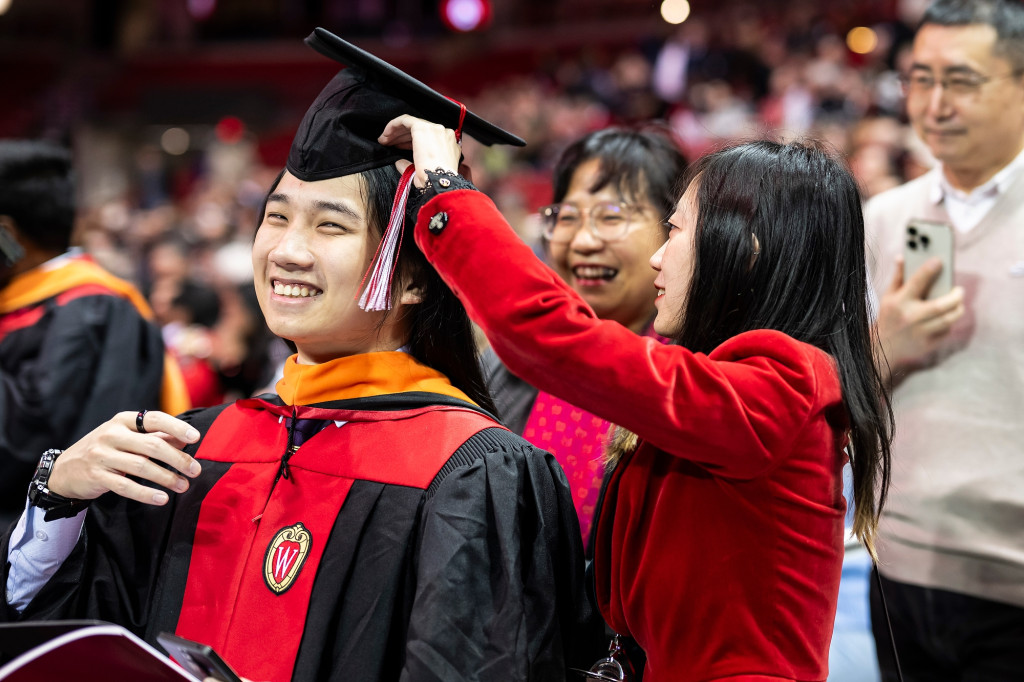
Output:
[898, 69, 1024, 98]
[539, 202, 640, 244]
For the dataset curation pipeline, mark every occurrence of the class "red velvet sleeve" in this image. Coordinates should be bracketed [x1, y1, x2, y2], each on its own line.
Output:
[414, 190, 838, 480]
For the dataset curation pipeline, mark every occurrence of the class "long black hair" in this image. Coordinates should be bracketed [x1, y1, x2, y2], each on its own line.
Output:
[257, 167, 496, 414]
[677, 140, 893, 555]
[360, 164, 497, 414]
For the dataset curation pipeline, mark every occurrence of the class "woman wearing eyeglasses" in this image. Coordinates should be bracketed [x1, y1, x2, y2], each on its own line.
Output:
[486, 126, 686, 550]
[382, 116, 894, 682]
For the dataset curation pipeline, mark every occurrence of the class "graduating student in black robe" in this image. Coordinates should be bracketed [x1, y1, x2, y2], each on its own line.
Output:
[0, 141, 190, 527]
[2, 31, 594, 682]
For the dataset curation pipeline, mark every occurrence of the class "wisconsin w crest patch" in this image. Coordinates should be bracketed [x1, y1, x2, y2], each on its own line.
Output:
[263, 522, 312, 594]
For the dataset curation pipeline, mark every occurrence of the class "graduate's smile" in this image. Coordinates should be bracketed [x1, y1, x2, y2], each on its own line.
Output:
[252, 171, 409, 363]
[272, 278, 323, 299]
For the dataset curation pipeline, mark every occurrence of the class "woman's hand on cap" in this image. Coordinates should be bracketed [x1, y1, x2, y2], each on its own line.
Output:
[379, 115, 461, 189]
[47, 411, 203, 506]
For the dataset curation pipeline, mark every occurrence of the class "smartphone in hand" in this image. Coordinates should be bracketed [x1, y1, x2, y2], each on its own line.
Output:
[157, 632, 244, 682]
[904, 219, 954, 300]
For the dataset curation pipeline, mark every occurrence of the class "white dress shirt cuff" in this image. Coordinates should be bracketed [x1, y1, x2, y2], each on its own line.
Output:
[5, 500, 86, 611]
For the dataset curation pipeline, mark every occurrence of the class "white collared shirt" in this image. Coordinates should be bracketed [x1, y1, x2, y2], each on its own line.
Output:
[930, 146, 1024, 233]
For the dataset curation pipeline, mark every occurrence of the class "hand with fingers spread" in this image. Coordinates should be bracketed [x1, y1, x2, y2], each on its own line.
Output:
[47, 410, 202, 506]
[875, 255, 965, 380]
[378, 115, 462, 188]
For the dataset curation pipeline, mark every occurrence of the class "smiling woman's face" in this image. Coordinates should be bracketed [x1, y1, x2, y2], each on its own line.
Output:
[650, 181, 698, 338]
[252, 171, 409, 363]
[547, 158, 666, 333]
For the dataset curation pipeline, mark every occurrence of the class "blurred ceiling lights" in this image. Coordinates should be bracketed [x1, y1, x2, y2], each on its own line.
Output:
[846, 26, 879, 54]
[215, 116, 245, 144]
[161, 128, 191, 156]
[661, 0, 691, 25]
[187, 0, 216, 21]
[440, 0, 492, 32]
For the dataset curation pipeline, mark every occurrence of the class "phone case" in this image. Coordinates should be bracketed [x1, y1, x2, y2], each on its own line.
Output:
[157, 632, 243, 682]
[903, 219, 954, 300]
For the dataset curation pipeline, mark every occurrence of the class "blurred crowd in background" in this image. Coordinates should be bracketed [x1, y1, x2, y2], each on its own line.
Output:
[2, 0, 936, 409]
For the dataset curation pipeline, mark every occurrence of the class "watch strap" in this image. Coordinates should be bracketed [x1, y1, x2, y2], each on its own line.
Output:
[28, 448, 90, 521]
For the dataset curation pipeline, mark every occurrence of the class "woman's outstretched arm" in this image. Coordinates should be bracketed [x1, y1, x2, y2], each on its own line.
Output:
[381, 116, 833, 479]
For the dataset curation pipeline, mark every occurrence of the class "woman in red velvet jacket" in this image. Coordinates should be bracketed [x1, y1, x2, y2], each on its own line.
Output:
[382, 118, 893, 682]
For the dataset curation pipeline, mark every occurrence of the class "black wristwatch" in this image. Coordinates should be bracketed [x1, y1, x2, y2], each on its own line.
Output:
[28, 449, 90, 521]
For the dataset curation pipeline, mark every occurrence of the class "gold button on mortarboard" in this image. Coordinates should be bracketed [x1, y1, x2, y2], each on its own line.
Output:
[428, 211, 449, 234]
[438, 177, 451, 188]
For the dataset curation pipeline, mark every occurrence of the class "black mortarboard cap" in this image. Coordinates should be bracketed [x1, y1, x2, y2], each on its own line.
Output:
[287, 27, 526, 182]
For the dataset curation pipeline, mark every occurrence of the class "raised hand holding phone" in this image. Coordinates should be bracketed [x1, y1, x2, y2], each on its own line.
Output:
[875, 220, 965, 378]
[903, 219, 954, 300]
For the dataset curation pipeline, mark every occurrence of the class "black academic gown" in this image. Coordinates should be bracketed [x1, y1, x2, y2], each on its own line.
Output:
[0, 255, 191, 528]
[1, 391, 593, 682]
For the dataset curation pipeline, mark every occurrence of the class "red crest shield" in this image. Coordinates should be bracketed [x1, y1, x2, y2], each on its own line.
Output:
[263, 522, 312, 594]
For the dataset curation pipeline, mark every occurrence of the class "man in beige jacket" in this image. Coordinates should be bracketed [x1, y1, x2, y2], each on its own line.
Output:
[865, 1, 1024, 679]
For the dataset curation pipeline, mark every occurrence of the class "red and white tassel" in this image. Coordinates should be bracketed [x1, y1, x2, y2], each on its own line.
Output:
[358, 103, 464, 312]
[357, 164, 416, 311]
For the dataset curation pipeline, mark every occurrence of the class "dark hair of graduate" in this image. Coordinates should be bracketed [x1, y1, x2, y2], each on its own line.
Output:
[362, 165, 498, 415]
[676, 140, 893, 557]
[551, 123, 688, 229]
[0, 140, 76, 253]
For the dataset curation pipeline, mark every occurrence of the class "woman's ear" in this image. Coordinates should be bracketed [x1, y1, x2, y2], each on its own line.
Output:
[399, 279, 425, 305]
